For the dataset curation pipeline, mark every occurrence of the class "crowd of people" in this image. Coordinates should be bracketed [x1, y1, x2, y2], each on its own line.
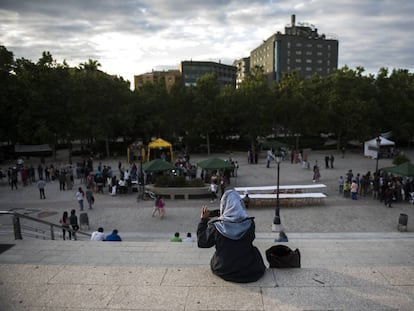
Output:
[339, 168, 414, 207]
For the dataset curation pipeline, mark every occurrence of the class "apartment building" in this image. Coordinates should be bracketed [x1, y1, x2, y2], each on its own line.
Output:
[233, 57, 250, 88]
[250, 14, 338, 85]
[179, 60, 236, 88]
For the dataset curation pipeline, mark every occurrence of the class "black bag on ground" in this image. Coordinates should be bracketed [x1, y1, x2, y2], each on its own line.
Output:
[265, 245, 301, 268]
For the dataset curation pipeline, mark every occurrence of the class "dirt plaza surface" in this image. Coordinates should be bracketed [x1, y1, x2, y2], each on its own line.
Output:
[1, 147, 413, 239]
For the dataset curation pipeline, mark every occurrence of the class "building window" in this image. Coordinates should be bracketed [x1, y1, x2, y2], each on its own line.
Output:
[296, 43, 302, 47]
[317, 52, 323, 56]
[287, 42, 291, 48]
[306, 67, 312, 71]
[306, 51, 312, 55]
[306, 59, 312, 63]
[317, 44, 323, 48]
[295, 59, 302, 63]
[295, 51, 302, 55]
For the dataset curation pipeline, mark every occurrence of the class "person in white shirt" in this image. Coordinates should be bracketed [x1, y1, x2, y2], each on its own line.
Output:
[183, 232, 195, 242]
[91, 227, 105, 241]
[210, 182, 218, 203]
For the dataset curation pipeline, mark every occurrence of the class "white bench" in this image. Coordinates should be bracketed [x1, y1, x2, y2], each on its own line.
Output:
[235, 184, 327, 193]
[240, 192, 327, 207]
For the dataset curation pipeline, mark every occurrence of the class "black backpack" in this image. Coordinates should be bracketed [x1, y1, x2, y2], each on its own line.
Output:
[265, 245, 301, 268]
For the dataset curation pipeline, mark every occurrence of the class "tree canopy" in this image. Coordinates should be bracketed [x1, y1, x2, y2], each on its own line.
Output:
[1, 45, 414, 157]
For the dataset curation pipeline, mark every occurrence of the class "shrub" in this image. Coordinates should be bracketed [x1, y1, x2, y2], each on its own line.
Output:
[154, 176, 205, 187]
[393, 153, 411, 165]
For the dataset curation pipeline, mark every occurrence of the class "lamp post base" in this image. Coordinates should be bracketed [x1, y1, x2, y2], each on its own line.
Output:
[272, 215, 281, 232]
[274, 230, 288, 242]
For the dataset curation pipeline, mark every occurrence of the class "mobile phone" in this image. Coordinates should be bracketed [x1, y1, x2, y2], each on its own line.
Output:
[209, 209, 220, 217]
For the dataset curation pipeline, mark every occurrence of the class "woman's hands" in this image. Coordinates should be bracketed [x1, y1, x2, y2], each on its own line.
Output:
[201, 205, 210, 219]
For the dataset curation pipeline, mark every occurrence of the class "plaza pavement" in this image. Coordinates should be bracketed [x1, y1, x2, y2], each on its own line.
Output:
[0, 148, 414, 310]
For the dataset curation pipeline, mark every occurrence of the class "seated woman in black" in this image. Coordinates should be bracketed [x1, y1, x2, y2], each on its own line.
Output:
[197, 189, 266, 283]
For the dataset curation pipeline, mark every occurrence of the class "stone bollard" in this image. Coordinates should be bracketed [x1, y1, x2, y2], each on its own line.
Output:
[398, 213, 408, 232]
[79, 212, 90, 230]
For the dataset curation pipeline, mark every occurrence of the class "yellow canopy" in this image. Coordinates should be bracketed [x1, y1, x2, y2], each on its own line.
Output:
[147, 138, 173, 162]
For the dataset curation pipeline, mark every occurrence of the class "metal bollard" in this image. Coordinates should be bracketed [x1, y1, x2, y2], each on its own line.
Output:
[13, 215, 23, 240]
[398, 213, 408, 232]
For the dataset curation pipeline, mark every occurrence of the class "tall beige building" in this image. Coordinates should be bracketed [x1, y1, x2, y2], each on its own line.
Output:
[233, 57, 250, 89]
[250, 14, 338, 85]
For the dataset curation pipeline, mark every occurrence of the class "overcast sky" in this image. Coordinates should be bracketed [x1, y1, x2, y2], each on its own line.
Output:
[1, 0, 413, 86]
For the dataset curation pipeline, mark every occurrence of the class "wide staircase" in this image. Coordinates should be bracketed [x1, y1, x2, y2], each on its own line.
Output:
[1, 231, 414, 310]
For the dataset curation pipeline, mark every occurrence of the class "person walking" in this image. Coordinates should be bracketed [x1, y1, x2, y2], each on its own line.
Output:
[11, 167, 18, 190]
[330, 154, 335, 169]
[266, 149, 274, 168]
[338, 176, 344, 194]
[209, 182, 218, 203]
[59, 170, 66, 190]
[152, 195, 166, 219]
[220, 177, 226, 198]
[59, 211, 71, 240]
[85, 186, 94, 210]
[76, 187, 85, 211]
[384, 183, 394, 208]
[312, 162, 320, 182]
[69, 209, 79, 240]
[37, 177, 46, 199]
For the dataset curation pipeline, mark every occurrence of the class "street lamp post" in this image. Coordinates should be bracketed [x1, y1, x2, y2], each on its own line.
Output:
[375, 136, 381, 175]
[272, 151, 288, 242]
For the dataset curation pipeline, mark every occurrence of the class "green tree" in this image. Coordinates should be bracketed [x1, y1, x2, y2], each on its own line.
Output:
[71, 63, 132, 157]
[321, 66, 377, 149]
[0, 46, 17, 143]
[192, 73, 221, 154]
[375, 68, 414, 145]
[237, 66, 272, 150]
[275, 71, 308, 149]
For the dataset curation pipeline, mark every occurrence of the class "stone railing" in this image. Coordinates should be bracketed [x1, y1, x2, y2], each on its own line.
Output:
[146, 184, 210, 200]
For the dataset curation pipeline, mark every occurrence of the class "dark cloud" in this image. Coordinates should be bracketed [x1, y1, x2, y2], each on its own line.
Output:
[1, 0, 413, 81]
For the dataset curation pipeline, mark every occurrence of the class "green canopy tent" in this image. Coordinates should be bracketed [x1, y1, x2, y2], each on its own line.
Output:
[382, 162, 414, 177]
[197, 158, 234, 170]
[142, 159, 176, 173]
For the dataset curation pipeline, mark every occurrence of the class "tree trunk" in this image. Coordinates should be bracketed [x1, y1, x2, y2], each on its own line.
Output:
[105, 137, 110, 158]
[336, 133, 342, 151]
[206, 132, 210, 155]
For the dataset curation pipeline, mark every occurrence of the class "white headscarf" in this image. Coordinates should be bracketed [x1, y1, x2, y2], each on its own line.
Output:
[214, 189, 251, 240]
[219, 189, 248, 221]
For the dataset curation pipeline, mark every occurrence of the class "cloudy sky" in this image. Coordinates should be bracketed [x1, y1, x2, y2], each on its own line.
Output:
[1, 0, 413, 86]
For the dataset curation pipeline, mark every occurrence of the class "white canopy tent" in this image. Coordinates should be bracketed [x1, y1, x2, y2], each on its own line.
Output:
[364, 136, 395, 158]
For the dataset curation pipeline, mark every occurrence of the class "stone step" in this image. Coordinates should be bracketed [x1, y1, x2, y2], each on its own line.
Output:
[1, 236, 414, 310]
[1, 233, 414, 268]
